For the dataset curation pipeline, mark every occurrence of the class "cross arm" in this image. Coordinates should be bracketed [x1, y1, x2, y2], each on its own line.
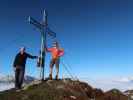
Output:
[47, 28, 56, 38]
[28, 16, 43, 30]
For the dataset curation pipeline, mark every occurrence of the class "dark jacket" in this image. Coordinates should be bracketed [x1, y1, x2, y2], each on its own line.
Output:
[13, 52, 37, 67]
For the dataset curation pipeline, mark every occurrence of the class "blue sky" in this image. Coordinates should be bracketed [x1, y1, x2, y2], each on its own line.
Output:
[0, 0, 133, 80]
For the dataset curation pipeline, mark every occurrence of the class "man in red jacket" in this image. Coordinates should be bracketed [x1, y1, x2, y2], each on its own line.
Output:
[46, 41, 64, 80]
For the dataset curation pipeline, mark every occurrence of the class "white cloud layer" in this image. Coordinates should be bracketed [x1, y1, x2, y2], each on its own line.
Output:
[0, 75, 36, 91]
[80, 77, 133, 92]
[1, 75, 133, 92]
[0, 83, 14, 91]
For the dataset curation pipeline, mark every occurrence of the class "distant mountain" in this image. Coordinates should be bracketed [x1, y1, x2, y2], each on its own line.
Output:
[23, 75, 36, 84]
[124, 90, 133, 100]
[0, 75, 36, 83]
[0, 75, 14, 83]
[104, 89, 128, 100]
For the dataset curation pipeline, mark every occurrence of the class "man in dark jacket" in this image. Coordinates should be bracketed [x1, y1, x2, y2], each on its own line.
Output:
[13, 47, 37, 89]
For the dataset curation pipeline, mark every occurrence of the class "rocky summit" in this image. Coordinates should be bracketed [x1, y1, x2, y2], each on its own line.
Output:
[0, 79, 130, 100]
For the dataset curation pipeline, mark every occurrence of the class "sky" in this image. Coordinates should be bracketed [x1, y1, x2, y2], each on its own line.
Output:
[0, 0, 133, 82]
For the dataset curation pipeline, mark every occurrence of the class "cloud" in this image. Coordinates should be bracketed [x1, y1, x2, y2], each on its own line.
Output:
[0, 83, 14, 91]
[113, 77, 133, 83]
[80, 77, 133, 92]
[0, 75, 36, 91]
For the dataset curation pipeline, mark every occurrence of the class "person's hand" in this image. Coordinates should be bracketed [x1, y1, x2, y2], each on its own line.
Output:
[34, 56, 38, 59]
[60, 48, 64, 51]
[35, 56, 38, 59]
[44, 45, 48, 51]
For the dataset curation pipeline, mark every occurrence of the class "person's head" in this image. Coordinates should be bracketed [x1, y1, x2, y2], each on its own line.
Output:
[20, 46, 26, 54]
[52, 41, 59, 48]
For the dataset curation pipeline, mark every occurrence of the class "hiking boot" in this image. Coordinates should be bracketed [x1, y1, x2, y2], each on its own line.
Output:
[55, 75, 58, 80]
[49, 74, 52, 80]
[16, 89, 21, 92]
[15, 87, 22, 92]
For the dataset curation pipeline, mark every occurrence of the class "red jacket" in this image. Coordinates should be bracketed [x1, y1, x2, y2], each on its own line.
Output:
[47, 47, 64, 59]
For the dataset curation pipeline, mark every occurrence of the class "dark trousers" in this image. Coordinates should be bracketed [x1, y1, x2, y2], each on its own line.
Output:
[15, 66, 25, 89]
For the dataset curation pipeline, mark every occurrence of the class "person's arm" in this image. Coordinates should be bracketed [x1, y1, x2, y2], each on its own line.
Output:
[26, 53, 38, 59]
[13, 54, 18, 68]
[44, 44, 53, 52]
[45, 47, 52, 52]
[13, 53, 19, 71]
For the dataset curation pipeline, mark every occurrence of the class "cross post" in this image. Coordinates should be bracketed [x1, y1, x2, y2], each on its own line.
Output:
[28, 9, 56, 81]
